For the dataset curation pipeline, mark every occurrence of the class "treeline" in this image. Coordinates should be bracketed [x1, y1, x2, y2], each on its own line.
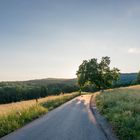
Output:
[113, 73, 139, 88]
[1, 72, 139, 104]
[0, 82, 79, 104]
[81, 73, 139, 92]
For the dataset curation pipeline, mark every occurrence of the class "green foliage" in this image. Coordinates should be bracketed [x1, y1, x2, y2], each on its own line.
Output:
[95, 87, 140, 140]
[0, 105, 47, 137]
[42, 93, 80, 110]
[116, 73, 137, 86]
[76, 56, 120, 90]
[0, 92, 80, 138]
[0, 82, 79, 104]
[137, 71, 140, 84]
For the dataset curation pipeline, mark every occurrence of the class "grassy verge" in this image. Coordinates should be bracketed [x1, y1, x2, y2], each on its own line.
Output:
[95, 85, 140, 140]
[41, 93, 80, 110]
[0, 92, 80, 138]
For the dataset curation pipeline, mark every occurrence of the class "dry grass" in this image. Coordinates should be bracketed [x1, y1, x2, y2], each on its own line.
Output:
[0, 93, 76, 116]
[0, 92, 80, 138]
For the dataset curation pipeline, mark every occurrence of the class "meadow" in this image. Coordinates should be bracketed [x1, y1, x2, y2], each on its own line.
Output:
[0, 92, 80, 138]
[95, 85, 140, 140]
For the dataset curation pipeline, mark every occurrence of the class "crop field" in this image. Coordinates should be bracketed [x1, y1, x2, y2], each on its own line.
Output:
[95, 85, 140, 140]
[0, 92, 80, 138]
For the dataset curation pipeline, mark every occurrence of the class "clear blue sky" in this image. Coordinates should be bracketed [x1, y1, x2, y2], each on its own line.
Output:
[0, 0, 140, 81]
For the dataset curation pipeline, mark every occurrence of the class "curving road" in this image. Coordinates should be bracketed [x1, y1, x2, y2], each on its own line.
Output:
[1, 95, 107, 140]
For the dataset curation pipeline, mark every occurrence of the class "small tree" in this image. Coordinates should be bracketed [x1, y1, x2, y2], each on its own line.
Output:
[76, 56, 120, 90]
[137, 71, 140, 84]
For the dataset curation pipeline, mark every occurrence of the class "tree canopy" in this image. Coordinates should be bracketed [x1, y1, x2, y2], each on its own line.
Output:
[0, 82, 79, 104]
[76, 56, 120, 90]
[137, 71, 140, 84]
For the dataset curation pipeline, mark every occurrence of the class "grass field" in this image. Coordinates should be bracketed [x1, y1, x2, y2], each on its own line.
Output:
[95, 85, 140, 140]
[0, 92, 80, 138]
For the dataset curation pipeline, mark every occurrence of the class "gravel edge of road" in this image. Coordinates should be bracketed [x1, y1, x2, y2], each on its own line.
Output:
[89, 94, 118, 140]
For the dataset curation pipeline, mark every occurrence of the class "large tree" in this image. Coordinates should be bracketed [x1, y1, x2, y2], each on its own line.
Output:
[76, 56, 120, 90]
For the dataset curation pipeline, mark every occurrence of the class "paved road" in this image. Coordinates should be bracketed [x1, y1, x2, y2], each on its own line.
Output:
[1, 95, 107, 140]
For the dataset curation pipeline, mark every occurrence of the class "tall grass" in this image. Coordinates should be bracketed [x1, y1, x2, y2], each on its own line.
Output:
[95, 85, 140, 140]
[42, 93, 80, 110]
[0, 92, 80, 138]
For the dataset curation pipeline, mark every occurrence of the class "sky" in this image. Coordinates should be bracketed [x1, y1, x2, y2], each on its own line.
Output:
[0, 0, 140, 81]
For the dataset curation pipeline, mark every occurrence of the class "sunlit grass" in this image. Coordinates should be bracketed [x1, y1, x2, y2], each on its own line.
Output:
[95, 85, 140, 140]
[0, 92, 80, 138]
[0, 93, 76, 115]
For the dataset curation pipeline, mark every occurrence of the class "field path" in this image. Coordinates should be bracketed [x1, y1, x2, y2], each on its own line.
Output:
[1, 95, 107, 140]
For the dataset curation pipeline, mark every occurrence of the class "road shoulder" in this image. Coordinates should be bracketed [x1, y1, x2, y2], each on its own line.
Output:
[90, 93, 118, 140]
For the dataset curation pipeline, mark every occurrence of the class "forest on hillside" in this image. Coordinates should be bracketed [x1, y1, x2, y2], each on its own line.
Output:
[0, 73, 138, 104]
[0, 81, 79, 104]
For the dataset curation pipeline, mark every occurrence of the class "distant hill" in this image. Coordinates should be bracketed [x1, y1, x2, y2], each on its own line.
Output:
[118, 73, 138, 85]
[24, 73, 137, 86]
[0, 73, 138, 104]
[25, 78, 77, 86]
[19, 73, 137, 86]
[0, 73, 137, 87]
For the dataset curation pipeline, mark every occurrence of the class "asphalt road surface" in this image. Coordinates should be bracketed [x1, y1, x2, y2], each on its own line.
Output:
[1, 95, 107, 140]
